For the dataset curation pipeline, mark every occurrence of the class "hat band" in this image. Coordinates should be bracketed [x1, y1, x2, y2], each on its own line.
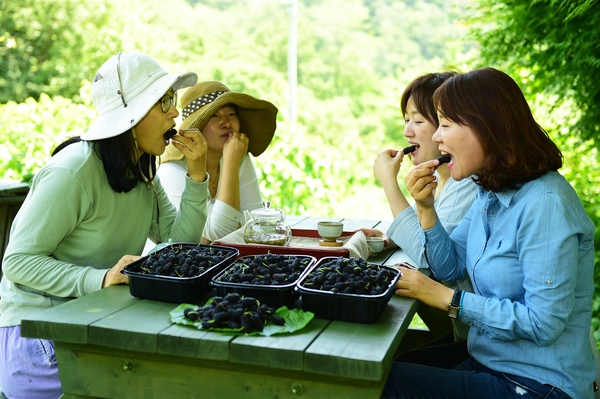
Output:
[181, 91, 226, 120]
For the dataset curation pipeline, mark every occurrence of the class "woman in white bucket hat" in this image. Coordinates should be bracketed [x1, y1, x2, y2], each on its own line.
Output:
[0, 52, 208, 399]
[158, 80, 278, 243]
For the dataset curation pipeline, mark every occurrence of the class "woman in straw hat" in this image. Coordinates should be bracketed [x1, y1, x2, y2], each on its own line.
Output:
[158, 81, 278, 243]
[0, 52, 209, 399]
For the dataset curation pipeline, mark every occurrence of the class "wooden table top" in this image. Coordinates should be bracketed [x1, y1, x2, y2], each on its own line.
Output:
[20, 217, 421, 399]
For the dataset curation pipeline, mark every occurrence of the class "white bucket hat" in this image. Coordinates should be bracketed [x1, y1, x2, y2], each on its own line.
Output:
[81, 52, 198, 141]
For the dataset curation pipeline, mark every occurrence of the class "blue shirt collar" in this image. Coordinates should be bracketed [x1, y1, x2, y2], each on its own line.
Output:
[477, 186, 517, 208]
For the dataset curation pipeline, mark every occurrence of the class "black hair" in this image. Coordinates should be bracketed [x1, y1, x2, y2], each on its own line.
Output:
[51, 132, 157, 193]
[51, 136, 82, 156]
[400, 72, 458, 126]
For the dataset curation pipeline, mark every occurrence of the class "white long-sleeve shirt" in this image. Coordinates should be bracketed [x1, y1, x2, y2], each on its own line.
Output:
[157, 153, 263, 241]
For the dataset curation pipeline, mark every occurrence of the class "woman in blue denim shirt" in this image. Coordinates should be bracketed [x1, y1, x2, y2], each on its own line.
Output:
[382, 68, 596, 399]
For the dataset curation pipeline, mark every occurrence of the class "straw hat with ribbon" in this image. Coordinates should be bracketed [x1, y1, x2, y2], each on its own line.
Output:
[162, 81, 278, 162]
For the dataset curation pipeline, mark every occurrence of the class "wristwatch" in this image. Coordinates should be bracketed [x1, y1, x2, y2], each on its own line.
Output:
[448, 290, 463, 319]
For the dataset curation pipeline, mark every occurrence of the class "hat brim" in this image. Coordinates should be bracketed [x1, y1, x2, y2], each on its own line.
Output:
[81, 72, 197, 141]
[179, 92, 278, 157]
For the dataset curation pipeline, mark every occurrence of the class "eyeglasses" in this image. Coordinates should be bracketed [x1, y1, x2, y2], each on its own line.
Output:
[159, 91, 177, 113]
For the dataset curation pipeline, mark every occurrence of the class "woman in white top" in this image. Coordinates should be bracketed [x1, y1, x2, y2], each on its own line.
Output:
[158, 81, 278, 243]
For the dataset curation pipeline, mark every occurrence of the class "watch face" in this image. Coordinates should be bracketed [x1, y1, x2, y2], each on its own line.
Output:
[448, 306, 459, 319]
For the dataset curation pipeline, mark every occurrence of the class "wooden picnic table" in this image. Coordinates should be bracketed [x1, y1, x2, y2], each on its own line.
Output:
[20, 216, 421, 399]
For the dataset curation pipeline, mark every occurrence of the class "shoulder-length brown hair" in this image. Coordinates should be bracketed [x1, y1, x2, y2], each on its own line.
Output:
[433, 68, 562, 192]
[401, 72, 457, 126]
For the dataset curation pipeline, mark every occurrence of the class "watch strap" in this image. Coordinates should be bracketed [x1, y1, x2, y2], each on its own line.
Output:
[448, 290, 463, 319]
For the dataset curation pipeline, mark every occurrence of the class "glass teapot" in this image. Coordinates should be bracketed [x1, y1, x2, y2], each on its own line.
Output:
[243, 201, 292, 246]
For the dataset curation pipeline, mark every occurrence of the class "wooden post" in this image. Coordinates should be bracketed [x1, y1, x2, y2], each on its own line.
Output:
[0, 181, 29, 280]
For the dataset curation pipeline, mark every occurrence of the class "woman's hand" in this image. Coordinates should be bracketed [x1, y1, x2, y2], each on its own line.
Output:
[405, 160, 438, 209]
[405, 159, 443, 229]
[222, 132, 249, 170]
[172, 128, 208, 183]
[102, 255, 140, 288]
[394, 267, 454, 311]
[373, 149, 412, 218]
[356, 228, 394, 247]
[358, 227, 384, 239]
[216, 131, 248, 212]
[373, 149, 404, 186]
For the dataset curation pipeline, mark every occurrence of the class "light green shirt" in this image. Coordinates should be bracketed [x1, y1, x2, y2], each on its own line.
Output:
[0, 141, 208, 326]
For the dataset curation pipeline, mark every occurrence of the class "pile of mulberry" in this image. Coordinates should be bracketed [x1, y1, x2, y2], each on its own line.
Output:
[183, 293, 285, 333]
[215, 254, 312, 286]
[300, 257, 396, 295]
[135, 244, 233, 278]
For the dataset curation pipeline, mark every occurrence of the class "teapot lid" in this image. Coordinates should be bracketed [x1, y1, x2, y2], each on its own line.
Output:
[250, 201, 285, 218]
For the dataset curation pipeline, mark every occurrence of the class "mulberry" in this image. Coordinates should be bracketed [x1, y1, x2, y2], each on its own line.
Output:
[300, 257, 397, 295]
[183, 295, 286, 334]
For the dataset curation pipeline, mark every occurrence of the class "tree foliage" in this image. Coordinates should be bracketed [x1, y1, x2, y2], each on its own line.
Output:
[0, 0, 126, 104]
[467, 0, 600, 145]
[1, 0, 470, 218]
[0, 94, 95, 182]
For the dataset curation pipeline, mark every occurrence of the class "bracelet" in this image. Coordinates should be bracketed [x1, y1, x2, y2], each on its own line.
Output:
[458, 291, 464, 319]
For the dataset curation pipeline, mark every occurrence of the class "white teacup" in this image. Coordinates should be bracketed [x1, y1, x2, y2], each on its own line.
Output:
[366, 237, 385, 253]
[317, 221, 343, 242]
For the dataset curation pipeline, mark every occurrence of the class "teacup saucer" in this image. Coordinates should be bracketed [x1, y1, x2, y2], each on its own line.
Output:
[318, 239, 344, 247]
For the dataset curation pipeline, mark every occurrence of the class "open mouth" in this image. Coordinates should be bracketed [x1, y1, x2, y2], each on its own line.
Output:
[163, 128, 177, 145]
[403, 144, 419, 155]
[437, 152, 453, 167]
[437, 155, 451, 165]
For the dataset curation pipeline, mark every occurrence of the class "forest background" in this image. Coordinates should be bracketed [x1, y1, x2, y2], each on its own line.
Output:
[1, 0, 599, 343]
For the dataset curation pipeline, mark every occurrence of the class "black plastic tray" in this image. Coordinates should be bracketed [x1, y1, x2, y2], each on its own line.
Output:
[210, 254, 316, 308]
[295, 257, 401, 323]
[123, 243, 239, 303]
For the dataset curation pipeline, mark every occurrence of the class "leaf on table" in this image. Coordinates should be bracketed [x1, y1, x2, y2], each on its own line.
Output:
[169, 303, 199, 326]
[261, 306, 313, 336]
[169, 301, 314, 337]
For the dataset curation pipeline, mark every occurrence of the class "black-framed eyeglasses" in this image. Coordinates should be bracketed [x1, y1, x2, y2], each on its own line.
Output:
[159, 91, 177, 113]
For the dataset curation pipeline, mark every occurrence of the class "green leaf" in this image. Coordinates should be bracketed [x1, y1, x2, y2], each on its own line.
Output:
[169, 303, 198, 326]
[261, 306, 314, 336]
[168, 300, 314, 337]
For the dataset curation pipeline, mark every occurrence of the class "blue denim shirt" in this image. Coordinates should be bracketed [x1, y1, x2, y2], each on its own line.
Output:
[422, 171, 596, 399]
[388, 175, 478, 341]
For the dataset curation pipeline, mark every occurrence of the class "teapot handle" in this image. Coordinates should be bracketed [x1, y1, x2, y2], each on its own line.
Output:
[243, 209, 252, 224]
